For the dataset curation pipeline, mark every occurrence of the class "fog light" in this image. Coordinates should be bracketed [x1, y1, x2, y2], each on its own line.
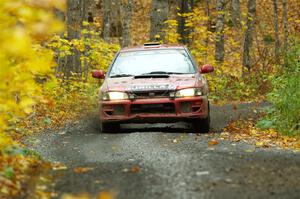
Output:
[169, 92, 175, 98]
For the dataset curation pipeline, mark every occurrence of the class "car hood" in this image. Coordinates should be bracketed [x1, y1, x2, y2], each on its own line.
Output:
[101, 74, 203, 92]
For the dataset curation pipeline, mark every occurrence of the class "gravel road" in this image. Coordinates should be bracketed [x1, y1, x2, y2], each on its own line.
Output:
[26, 102, 300, 199]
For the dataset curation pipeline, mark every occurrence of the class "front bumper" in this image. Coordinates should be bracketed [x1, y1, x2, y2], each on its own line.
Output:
[99, 96, 209, 123]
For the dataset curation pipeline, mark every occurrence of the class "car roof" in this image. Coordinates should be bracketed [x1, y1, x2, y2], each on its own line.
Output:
[120, 43, 186, 53]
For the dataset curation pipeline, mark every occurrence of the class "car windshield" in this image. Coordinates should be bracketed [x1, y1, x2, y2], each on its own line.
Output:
[109, 49, 196, 77]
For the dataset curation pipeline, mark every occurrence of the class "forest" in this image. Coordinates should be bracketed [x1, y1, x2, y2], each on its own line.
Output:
[0, 0, 299, 198]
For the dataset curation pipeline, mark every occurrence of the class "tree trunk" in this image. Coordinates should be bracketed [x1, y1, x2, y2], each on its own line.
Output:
[205, 0, 211, 31]
[215, 0, 225, 63]
[231, 0, 241, 27]
[282, 0, 288, 66]
[102, 0, 111, 42]
[65, 0, 86, 80]
[273, 0, 280, 64]
[121, 0, 133, 47]
[150, 0, 169, 41]
[242, 0, 256, 73]
[177, 0, 194, 44]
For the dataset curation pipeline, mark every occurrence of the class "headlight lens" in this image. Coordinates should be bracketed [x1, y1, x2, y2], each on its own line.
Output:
[175, 88, 203, 98]
[102, 92, 129, 101]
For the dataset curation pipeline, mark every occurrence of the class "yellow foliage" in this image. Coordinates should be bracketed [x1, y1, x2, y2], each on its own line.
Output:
[0, 133, 14, 150]
[48, 25, 120, 74]
[163, 20, 180, 44]
[0, 0, 64, 148]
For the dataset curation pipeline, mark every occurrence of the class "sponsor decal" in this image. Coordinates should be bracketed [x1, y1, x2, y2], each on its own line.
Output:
[128, 84, 176, 91]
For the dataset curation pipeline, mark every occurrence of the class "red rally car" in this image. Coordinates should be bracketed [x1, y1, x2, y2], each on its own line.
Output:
[92, 43, 214, 133]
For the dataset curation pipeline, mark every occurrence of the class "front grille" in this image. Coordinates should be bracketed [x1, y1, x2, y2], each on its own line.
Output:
[132, 91, 170, 99]
[131, 103, 175, 114]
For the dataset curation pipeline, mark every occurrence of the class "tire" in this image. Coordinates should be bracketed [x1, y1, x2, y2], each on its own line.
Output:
[191, 103, 210, 133]
[100, 121, 120, 133]
[192, 115, 210, 133]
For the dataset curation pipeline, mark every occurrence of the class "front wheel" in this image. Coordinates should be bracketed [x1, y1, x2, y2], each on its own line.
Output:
[191, 115, 210, 133]
[100, 121, 120, 133]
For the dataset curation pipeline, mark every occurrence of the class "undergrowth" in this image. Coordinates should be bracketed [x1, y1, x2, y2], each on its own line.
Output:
[257, 40, 300, 135]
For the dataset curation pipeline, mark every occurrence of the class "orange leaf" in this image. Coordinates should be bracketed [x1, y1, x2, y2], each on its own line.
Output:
[73, 167, 94, 174]
[130, 165, 141, 173]
[208, 139, 219, 146]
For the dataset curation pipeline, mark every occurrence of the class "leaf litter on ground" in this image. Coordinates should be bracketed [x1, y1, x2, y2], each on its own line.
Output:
[222, 120, 300, 151]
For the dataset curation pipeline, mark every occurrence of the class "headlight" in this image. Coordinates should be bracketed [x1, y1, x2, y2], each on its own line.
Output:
[102, 92, 129, 101]
[175, 88, 203, 98]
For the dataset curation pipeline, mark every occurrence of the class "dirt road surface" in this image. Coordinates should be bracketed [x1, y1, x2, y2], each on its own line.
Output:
[26, 102, 300, 199]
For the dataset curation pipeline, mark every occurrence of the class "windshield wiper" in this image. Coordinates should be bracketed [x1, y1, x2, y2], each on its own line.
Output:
[110, 74, 133, 78]
[139, 71, 186, 75]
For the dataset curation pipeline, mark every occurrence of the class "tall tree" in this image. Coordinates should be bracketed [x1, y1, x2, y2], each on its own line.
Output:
[215, 0, 225, 63]
[177, 0, 194, 44]
[231, 0, 241, 27]
[150, 0, 169, 41]
[65, 0, 86, 79]
[121, 0, 133, 47]
[242, 0, 256, 73]
[273, 0, 280, 64]
[282, 0, 288, 65]
[205, 0, 211, 31]
[102, 0, 111, 42]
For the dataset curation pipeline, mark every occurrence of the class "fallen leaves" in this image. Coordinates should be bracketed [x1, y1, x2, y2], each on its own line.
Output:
[170, 135, 187, 144]
[130, 165, 141, 173]
[208, 139, 219, 146]
[0, 149, 49, 198]
[98, 191, 114, 199]
[61, 191, 115, 199]
[222, 120, 300, 150]
[73, 167, 94, 174]
[123, 165, 141, 173]
[51, 162, 67, 171]
[255, 141, 265, 147]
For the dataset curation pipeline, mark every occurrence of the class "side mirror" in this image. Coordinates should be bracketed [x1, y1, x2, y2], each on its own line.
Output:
[91, 70, 105, 79]
[199, 64, 214, 74]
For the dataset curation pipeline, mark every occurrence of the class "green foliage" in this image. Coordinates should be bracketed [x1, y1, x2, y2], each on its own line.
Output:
[207, 71, 271, 103]
[258, 41, 300, 135]
[3, 167, 14, 180]
[163, 20, 180, 44]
